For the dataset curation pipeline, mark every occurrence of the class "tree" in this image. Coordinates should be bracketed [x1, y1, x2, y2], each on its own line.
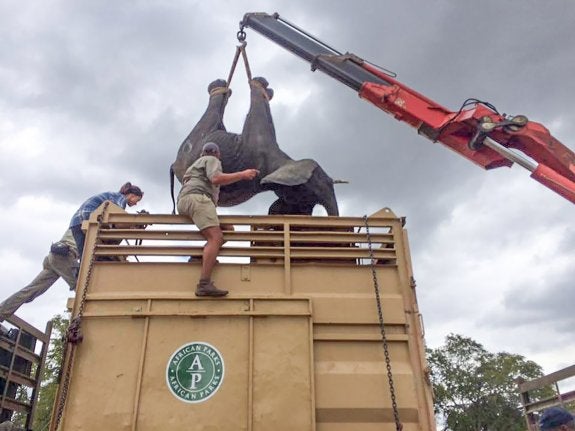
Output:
[11, 385, 30, 428]
[427, 334, 554, 431]
[33, 313, 69, 431]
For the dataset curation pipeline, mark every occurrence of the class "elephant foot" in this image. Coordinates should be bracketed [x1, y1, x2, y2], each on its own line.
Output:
[208, 79, 232, 97]
[252, 76, 269, 88]
[250, 77, 274, 101]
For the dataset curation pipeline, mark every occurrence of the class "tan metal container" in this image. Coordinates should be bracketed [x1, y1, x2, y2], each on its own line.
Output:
[51, 205, 436, 431]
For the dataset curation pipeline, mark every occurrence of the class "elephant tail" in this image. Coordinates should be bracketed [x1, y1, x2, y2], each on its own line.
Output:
[170, 164, 176, 215]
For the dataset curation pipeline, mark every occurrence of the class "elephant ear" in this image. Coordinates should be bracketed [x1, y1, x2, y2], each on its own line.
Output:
[261, 159, 318, 186]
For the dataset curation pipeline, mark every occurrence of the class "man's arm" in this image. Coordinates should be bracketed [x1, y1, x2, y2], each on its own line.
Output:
[211, 169, 259, 186]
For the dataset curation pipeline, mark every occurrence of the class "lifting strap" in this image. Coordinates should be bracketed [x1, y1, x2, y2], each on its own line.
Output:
[225, 41, 253, 90]
[364, 215, 403, 431]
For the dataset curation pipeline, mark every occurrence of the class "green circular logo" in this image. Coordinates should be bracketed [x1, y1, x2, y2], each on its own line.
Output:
[166, 342, 225, 403]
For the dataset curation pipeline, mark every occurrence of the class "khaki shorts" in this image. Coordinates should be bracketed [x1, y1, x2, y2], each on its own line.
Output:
[177, 194, 219, 231]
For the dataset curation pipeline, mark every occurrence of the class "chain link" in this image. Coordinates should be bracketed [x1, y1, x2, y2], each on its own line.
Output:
[53, 202, 110, 430]
[363, 215, 402, 431]
[52, 344, 75, 429]
[76, 202, 109, 320]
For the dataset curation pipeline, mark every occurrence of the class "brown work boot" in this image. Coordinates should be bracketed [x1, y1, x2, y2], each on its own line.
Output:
[195, 279, 228, 297]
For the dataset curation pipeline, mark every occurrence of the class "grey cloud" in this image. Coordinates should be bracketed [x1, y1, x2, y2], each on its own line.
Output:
[480, 267, 575, 341]
[1, 1, 574, 373]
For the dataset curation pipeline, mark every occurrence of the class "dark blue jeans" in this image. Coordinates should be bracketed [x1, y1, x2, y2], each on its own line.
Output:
[70, 224, 85, 263]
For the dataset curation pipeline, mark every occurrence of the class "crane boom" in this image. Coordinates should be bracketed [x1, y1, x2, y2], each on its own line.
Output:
[239, 12, 575, 204]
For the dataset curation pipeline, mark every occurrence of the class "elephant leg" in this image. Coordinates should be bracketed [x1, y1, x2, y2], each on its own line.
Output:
[241, 77, 279, 152]
[171, 79, 232, 182]
[194, 79, 232, 140]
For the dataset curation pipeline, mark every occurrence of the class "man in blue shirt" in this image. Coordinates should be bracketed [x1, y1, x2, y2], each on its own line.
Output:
[69, 182, 143, 261]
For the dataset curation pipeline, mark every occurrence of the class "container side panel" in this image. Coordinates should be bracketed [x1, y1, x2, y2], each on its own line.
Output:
[310, 295, 406, 325]
[62, 318, 145, 430]
[253, 316, 314, 431]
[314, 340, 420, 430]
[91, 263, 285, 296]
[292, 266, 401, 295]
[136, 317, 250, 431]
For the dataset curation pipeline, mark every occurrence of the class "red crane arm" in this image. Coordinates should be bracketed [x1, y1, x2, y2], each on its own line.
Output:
[360, 62, 575, 203]
[240, 12, 575, 204]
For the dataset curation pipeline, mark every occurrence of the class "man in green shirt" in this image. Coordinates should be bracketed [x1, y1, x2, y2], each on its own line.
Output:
[177, 142, 259, 297]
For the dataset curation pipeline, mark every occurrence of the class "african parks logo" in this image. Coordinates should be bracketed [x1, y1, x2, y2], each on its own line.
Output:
[166, 342, 225, 403]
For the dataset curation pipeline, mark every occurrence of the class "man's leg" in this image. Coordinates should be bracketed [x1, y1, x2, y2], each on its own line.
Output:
[0, 256, 60, 320]
[50, 254, 79, 291]
[178, 194, 228, 297]
[200, 226, 223, 279]
[196, 226, 228, 297]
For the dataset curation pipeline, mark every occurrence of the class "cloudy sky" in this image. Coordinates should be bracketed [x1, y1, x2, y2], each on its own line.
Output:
[1, 0, 574, 384]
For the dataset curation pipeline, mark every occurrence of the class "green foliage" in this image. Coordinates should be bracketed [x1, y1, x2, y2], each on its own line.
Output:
[11, 385, 31, 428]
[32, 313, 69, 431]
[427, 334, 554, 431]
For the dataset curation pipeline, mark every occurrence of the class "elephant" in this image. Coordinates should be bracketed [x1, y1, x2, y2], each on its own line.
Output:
[170, 77, 339, 216]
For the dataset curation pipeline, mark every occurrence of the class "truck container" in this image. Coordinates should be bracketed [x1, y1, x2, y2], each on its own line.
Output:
[50, 204, 435, 431]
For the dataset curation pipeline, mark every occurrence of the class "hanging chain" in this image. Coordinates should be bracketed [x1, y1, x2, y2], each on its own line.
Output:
[363, 215, 402, 431]
[76, 201, 109, 322]
[237, 27, 246, 43]
[52, 343, 75, 430]
[53, 201, 110, 430]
